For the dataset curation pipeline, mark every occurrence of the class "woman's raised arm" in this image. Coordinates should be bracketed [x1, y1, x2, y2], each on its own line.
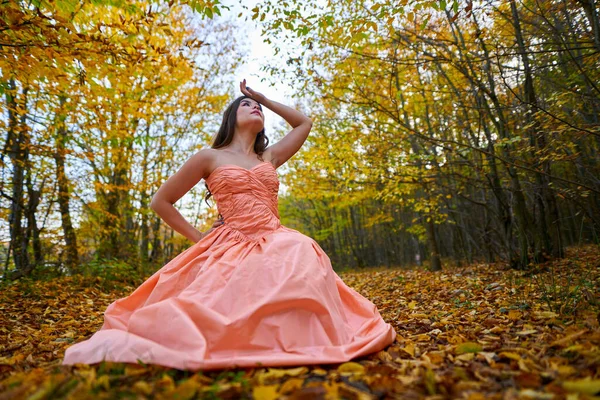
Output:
[241, 79, 313, 167]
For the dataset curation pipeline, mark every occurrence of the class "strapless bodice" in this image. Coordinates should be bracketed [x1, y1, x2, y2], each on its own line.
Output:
[204, 161, 281, 242]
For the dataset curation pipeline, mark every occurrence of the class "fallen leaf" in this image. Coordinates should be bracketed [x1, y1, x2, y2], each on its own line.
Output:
[508, 310, 522, 321]
[337, 362, 365, 374]
[280, 378, 304, 394]
[562, 378, 600, 395]
[252, 384, 279, 400]
[515, 329, 537, 336]
[455, 342, 483, 354]
[534, 311, 559, 319]
[256, 366, 308, 385]
[132, 381, 153, 396]
[549, 329, 587, 348]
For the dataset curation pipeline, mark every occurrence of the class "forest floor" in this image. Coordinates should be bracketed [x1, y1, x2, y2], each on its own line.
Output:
[0, 245, 598, 399]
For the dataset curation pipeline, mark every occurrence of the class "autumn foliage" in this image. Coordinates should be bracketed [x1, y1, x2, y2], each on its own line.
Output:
[0, 245, 599, 398]
[1, 0, 600, 398]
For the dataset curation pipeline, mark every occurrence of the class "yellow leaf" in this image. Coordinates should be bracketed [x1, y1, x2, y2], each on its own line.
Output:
[132, 381, 153, 395]
[424, 351, 445, 364]
[490, 326, 506, 334]
[563, 345, 584, 354]
[280, 378, 303, 394]
[323, 380, 340, 397]
[124, 365, 147, 376]
[94, 375, 110, 390]
[562, 378, 600, 395]
[252, 385, 279, 400]
[337, 362, 365, 374]
[256, 366, 308, 384]
[455, 353, 475, 362]
[403, 343, 415, 357]
[165, 378, 198, 400]
[1, 354, 25, 365]
[498, 352, 521, 361]
[424, 368, 436, 395]
[556, 365, 577, 377]
[508, 310, 522, 321]
[518, 359, 531, 373]
[156, 374, 175, 391]
[534, 311, 558, 319]
[550, 329, 587, 347]
[408, 301, 417, 309]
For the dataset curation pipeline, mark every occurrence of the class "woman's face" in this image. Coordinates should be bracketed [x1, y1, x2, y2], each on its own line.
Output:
[236, 98, 264, 134]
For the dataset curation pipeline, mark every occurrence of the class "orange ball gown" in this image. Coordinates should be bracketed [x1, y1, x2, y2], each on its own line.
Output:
[62, 161, 397, 371]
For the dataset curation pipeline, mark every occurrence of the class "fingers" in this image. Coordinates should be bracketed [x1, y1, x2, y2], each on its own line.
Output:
[213, 217, 225, 228]
[240, 78, 252, 96]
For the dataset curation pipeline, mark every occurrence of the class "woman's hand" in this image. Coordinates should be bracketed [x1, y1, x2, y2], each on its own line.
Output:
[196, 215, 225, 243]
[240, 79, 267, 104]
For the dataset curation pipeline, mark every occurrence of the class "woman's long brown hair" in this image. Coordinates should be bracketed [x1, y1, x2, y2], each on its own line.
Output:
[204, 95, 270, 206]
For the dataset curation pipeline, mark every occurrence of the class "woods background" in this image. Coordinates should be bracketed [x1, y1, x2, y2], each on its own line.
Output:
[1, 0, 599, 280]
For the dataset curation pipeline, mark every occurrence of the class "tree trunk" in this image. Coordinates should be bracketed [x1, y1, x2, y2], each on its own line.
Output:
[5, 78, 31, 279]
[426, 218, 442, 271]
[510, 0, 564, 259]
[25, 172, 42, 268]
[54, 94, 79, 272]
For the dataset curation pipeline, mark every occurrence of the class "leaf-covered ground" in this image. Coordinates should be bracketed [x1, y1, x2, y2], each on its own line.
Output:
[1, 246, 599, 399]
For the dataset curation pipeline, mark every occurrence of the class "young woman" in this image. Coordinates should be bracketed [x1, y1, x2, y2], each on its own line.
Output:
[62, 80, 397, 371]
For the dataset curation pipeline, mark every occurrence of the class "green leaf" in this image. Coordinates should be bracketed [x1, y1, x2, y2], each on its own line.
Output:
[420, 14, 431, 30]
[455, 342, 482, 354]
[56, 0, 79, 14]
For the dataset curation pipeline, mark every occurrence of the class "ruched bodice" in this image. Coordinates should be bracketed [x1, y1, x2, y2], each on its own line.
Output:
[62, 159, 397, 372]
[205, 161, 282, 242]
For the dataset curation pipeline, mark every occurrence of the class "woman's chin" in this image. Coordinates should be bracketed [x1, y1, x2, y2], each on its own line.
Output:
[237, 119, 264, 134]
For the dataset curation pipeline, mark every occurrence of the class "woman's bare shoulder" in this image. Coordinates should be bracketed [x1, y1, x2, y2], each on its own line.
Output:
[193, 148, 219, 164]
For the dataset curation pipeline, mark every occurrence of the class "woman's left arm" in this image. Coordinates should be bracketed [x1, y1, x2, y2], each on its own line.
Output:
[241, 79, 313, 167]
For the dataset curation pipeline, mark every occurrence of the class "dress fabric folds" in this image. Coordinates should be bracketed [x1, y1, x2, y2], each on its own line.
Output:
[62, 161, 397, 371]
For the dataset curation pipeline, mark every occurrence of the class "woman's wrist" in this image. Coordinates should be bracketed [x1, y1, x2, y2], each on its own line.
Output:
[259, 96, 273, 108]
[192, 229, 204, 243]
